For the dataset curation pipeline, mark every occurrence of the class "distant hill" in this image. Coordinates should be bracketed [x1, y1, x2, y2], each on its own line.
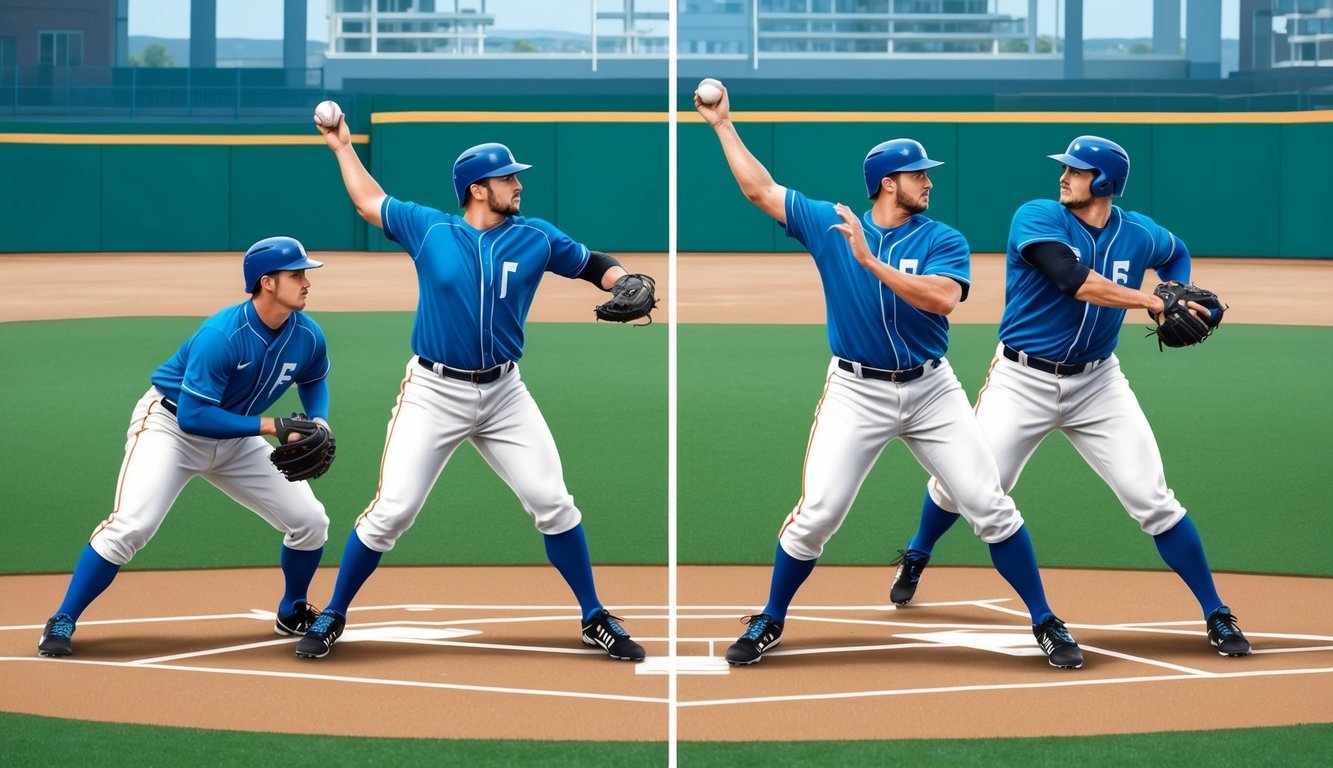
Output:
[128, 36, 327, 66]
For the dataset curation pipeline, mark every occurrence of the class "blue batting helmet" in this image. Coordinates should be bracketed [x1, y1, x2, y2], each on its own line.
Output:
[863, 139, 944, 199]
[452, 142, 532, 207]
[242, 236, 322, 293]
[1048, 135, 1130, 197]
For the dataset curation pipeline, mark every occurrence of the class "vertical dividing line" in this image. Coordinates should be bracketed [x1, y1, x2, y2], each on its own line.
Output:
[667, 1, 679, 764]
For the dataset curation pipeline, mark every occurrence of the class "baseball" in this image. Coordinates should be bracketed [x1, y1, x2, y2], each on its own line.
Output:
[313, 100, 343, 129]
[696, 79, 723, 106]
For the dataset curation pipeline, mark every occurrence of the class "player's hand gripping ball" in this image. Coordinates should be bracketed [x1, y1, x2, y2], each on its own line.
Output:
[313, 100, 343, 129]
[1148, 281, 1225, 350]
[696, 78, 724, 106]
[270, 413, 337, 482]
[594, 274, 659, 325]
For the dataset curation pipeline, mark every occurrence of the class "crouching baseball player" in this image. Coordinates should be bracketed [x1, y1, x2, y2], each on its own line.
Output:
[888, 136, 1250, 657]
[38, 237, 336, 657]
[697, 81, 1083, 669]
[304, 108, 653, 660]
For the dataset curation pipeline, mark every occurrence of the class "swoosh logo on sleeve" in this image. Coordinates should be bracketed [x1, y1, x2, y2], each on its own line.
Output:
[237, 361, 252, 370]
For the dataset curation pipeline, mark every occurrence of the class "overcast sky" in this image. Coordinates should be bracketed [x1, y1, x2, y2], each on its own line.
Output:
[127, 0, 1240, 41]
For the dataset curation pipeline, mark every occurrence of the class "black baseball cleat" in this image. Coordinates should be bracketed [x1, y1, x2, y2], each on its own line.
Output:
[581, 609, 646, 661]
[725, 613, 784, 666]
[38, 613, 76, 657]
[295, 610, 346, 659]
[889, 548, 930, 605]
[274, 600, 322, 637]
[1206, 606, 1252, 657]
[1033, 615, 1084, 669]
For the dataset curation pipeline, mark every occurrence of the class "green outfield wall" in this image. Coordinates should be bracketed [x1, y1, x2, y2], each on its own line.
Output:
[1, 109, 1327, 257]
[678, 115, 1331, 259]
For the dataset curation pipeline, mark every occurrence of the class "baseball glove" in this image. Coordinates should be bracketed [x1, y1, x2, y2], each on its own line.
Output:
[270, 413, 337, 482]
[594, 274, 658, 325]
[1148, 281, 1226, 350]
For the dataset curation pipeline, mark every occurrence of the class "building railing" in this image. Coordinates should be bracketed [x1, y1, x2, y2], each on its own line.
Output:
[0, 66, 329, 119]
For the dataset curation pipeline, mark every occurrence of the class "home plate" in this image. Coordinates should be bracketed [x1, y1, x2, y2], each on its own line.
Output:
[895, 630, 1045, 657]
[636, 656, 732, 675]
[341, 626, 482, 643]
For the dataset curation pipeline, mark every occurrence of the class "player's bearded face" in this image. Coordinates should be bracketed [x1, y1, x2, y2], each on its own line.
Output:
[481, 175, 522, 215]
[894, 171, 931, 213]
[1059, 167, 1095, 210]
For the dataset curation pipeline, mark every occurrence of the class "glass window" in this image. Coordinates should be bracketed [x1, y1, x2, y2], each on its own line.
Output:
[38, 31, 84, 66]
[1, 36, 16, 67]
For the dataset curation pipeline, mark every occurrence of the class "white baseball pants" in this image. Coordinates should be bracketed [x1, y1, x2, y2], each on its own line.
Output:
[778, 357, 1026, 560]
[929, 345, 1186, 535]
[353, 358, 582, 552]
[89, 388, 329, 566]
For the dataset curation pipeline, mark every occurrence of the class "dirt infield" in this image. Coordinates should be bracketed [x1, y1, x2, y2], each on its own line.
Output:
[1, 566, 668, 741]
[677, 566, 1333, 741]
[0, 252, 669, 324]
[677, 254, 1333, 326]
[3, 251, 1330, 326]
[2, 566, 1329, 741]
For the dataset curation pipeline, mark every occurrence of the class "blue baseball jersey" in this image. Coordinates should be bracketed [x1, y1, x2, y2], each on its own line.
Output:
[1000, 200, 1187, 363]
[150, 301, 330, 415]
[783, 189, 970, 370]
[380, 196, 591, 369]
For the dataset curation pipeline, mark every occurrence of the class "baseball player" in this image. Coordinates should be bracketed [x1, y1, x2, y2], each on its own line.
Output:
[302, 112, 647, 661]
[888, 136, 1251, 657]
[697, 83, 1083, 668]
[37, 237, 332, 657]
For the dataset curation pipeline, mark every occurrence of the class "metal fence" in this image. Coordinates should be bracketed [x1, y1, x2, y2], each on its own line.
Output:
[0, 66, 330, 119]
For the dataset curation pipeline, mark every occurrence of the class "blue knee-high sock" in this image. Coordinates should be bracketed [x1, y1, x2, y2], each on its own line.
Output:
[278, 545, 323, 615]
[987, 526, 1054, 626]
[325, 530, 383, 618]
[1153, 515, 1223, 618]
[907, 492, 963, 556]
[56, 544, 121, 622]
[544, 524, 603, 623]
[761, 543, 817, 624]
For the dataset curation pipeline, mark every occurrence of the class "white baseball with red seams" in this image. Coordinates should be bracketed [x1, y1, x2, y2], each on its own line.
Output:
[313, 100, 342, 129]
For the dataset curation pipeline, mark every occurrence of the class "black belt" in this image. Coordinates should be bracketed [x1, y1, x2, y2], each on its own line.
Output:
[1002, 345, 1101, 376]
[161, 398, 178, 415]
[837, 358, 932, 383]
[417, 356, 513, 384]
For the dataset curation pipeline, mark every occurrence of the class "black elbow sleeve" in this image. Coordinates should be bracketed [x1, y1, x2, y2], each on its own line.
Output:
[578, 249, 622, 288]
[1022, 241, 1090, 297]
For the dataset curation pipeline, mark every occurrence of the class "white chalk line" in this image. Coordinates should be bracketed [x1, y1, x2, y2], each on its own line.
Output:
[1, 656, 665, 705]
[7, 598, 1332, 704]
[677, 666, 1333, 708]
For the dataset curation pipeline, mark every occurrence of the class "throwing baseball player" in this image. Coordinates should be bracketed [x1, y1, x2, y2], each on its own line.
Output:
[302, 108, 653, 660]
[887, 136, 1250, 657]
[697, 82, 1084, 668]
[38, 237, 335, 657]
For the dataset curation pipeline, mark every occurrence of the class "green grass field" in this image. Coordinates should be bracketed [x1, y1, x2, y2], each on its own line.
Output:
[0, 315, 667, 573]
[681, 323, 1333, 576]
[2, 711, 1329, 767]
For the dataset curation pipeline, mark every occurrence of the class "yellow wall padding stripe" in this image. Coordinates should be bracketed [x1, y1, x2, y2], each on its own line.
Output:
[372, 109, 1332, 125]
[373, 111, 666, 123]
[0, 134, 370, 145]
[678, 109, 1333, 124]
